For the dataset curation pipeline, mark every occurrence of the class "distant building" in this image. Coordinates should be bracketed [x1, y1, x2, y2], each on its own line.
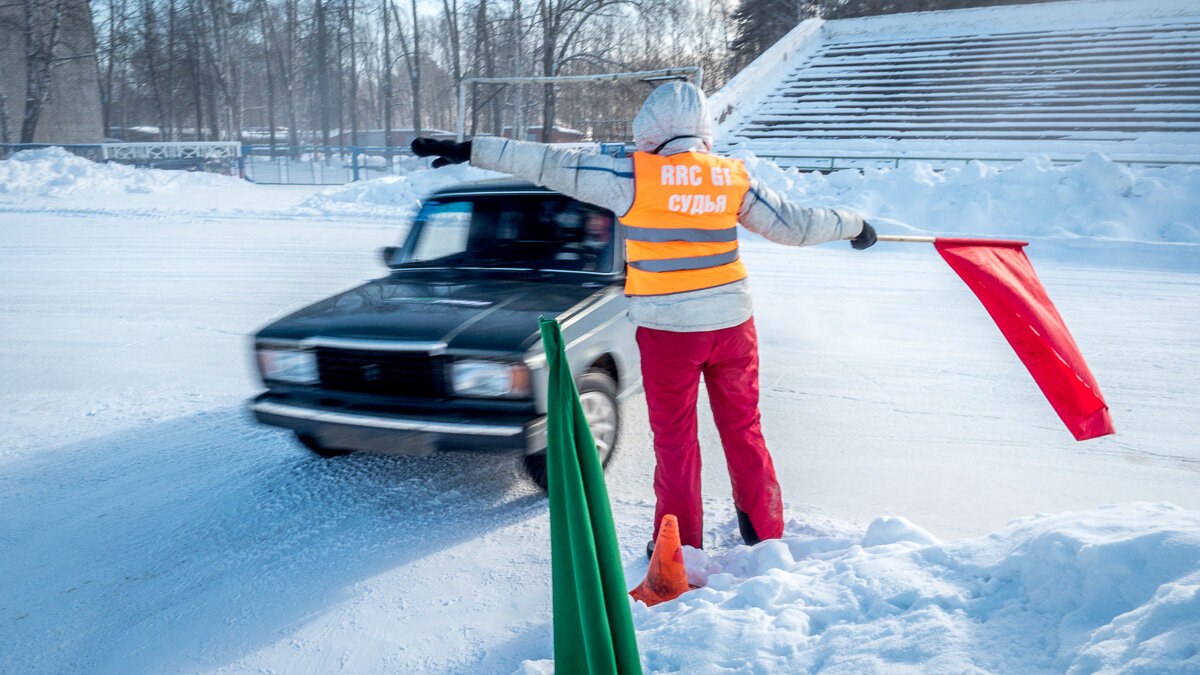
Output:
[287, 126, 584, 147]
[109, 126, 164, 142]
[0, 0, 103, 143]
[588, 120, 632, 144]
[327, 129, 457, 147]
[520, 126, 585, 143]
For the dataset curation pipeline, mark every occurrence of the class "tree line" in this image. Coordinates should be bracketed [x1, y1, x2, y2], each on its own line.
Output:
[92, 0, 753, 145]
[7, 0, 1061, 145]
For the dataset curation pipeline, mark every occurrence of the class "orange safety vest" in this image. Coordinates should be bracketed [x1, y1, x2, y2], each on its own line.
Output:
[621, 151, 751, 296]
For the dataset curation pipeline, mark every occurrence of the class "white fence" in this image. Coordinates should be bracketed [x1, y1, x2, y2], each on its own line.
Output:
[100, 142, 242, 161]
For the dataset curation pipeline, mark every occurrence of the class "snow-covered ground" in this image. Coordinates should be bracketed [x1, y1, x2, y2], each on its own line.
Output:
[2, 150, 1198, 672]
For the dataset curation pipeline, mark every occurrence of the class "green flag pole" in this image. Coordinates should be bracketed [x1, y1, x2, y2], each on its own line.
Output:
[539, 317, 642, 674]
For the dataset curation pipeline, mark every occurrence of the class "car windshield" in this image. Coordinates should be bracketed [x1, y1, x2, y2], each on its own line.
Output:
[395, 195, 618, 274]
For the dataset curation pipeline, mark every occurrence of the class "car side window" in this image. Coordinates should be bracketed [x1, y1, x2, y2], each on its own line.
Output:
[410, 201, 473, 263]
[540, 201, 616, 272]
[581, 210, 616, 272]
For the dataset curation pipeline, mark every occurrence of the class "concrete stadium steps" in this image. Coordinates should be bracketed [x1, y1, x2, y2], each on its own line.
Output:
[720, 2, 1200, 157]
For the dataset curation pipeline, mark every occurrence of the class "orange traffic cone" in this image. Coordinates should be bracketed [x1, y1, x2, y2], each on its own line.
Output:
[629, 514, 699, 606]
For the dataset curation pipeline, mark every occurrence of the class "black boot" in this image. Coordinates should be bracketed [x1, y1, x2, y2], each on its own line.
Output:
[736, 508, 761, 547]
[646, 539, 655, 560]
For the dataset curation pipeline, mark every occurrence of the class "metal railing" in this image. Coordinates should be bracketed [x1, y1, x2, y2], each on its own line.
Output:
[0, 142, 241, 174]
[240, 142, 632, 184]
[1, 142, 408, 184]
[753, 153, 1200, 172]
[239, 145, 423, 184]
[9, 142, 1194, 187]
[103, 141, 240, 163]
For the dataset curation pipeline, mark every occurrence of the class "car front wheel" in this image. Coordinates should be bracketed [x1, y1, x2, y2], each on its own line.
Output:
[522, 370, 620, 491]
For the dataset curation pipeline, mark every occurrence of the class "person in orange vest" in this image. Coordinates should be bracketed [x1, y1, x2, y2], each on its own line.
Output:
[413, 82, 875, 556]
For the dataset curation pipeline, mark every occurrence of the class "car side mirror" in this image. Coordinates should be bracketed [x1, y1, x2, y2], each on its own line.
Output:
[379, 246, 400, 267]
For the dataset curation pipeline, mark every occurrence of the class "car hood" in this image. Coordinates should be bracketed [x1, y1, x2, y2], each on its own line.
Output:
[256, 273, 616, 354]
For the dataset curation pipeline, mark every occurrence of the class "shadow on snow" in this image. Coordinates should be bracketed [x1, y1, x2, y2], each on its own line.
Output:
[0, 405, 548, 672]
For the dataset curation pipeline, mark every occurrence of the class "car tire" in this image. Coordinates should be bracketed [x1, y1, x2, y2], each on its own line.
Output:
[295, 433, 352, 458]
[523, 370, 621, 492]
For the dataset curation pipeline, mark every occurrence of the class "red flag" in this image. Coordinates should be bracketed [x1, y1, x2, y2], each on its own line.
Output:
[934, 238, 1115, 441]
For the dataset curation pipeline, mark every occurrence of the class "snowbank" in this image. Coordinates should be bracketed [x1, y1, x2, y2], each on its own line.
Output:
[741, 152, 1200, 244]
[5, 146, 1195, 246]
[522, 503, 1200, 673]
[300, 163, 502, 216]
[302, 152, 1200, 244]
[0, 147, 240, 196]
[0, 147, 492, 218]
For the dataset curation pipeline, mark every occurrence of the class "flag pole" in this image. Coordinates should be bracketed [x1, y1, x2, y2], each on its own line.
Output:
[875, 235, 936, 243]
[871, 234, 1031, 247]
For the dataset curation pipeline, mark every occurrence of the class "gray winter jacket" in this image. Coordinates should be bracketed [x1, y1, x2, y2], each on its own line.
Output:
[468, 83, 865, 332]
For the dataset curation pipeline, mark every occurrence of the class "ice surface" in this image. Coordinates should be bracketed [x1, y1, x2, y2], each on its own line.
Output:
[1, 152, 1198, 672]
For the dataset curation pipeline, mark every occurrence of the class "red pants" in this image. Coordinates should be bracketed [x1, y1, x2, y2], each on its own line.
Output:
[637, 318, 784, 548]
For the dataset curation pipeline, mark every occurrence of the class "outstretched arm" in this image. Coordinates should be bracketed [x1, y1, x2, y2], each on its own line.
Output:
[468, 137, 636, 215]
[739, 176, 866, 246]
[415, 137, 874, 248]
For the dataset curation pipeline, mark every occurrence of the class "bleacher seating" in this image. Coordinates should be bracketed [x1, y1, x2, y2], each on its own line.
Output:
[716, 0, 1200, 166]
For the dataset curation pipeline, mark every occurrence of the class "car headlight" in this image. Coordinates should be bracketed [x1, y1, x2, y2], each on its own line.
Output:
[256, 346, 319, 384]
[451, 360, 531, 398]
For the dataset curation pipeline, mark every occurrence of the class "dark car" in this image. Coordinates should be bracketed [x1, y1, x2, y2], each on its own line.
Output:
[249, 179, 640, 488]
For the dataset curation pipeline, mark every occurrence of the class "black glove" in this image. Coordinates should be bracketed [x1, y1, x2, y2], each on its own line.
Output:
[851, 221, 877, 250]
[411, 137, 472, 167]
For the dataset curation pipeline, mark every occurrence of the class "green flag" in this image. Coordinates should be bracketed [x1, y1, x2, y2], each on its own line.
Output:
[539, 317, 642, 675]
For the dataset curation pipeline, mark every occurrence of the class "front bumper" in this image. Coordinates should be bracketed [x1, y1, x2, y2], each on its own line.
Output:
[250, 394, 546, 456]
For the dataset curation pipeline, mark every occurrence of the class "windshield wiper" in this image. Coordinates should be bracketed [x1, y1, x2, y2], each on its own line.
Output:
[459, 256, 537, 270]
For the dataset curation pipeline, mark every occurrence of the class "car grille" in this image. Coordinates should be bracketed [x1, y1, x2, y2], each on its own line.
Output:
[315, 347, 446, 398]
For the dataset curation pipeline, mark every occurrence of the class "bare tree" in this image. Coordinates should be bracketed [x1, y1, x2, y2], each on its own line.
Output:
[381, 0, 392, 145]
[536, 0, 633, 141]
[314, 0, 330, 144]
[469, 0, 501, 135]
[343, 0, 359, 145]
[97, 0, 130, 136]
[254, 0, 277, 145]
[20, 0, 68, 142]
[90, 0, 748, 149]
[138, 0, 168, 136]
[440, 0, 462, 85]
[0, 89, 12, 143]
[510, 0, 525, 138]
[392, 0, 420, 135]
[282, 0, 298, 144]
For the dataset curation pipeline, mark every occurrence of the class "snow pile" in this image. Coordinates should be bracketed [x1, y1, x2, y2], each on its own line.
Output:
[618, 503, 1200, 673]
[300, 151, 1199, 243]
[0, 147, 239, 196]
[742, 152, 1200, 244]
[6, 144, 1195, 246]
[301, 163, 501, 216]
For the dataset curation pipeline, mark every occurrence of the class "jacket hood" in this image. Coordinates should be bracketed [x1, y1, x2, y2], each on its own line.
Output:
[632, 82, 713, 154]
